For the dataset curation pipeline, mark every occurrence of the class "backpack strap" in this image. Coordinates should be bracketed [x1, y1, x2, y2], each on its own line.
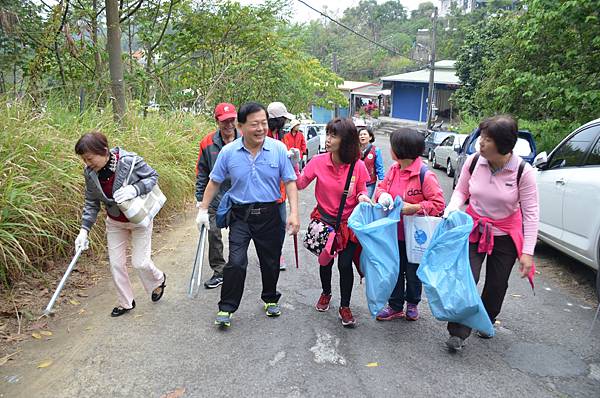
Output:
[516, 159, 526, 186]
[419, 164, 428, 187]
[468, 153, 480, 176]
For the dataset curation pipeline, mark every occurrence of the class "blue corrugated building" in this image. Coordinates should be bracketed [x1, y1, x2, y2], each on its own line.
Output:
[380, 60, 460, 122]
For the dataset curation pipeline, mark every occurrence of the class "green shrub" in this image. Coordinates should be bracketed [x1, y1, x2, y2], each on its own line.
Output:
[0, 99, 209, 286]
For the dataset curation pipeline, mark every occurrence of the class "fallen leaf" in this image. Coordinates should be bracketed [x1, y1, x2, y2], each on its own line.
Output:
[78, 309, 86, 314]
[77, 293, 89, 298]
[31, 332, 42, 339]
[37, 359, 53, 368]
[69, 299, 80, 306]
[366, 362, 379, 367]
[160, 387, 186, 398]
[84, 327, 92, 331]
[40, 331, 53, 336]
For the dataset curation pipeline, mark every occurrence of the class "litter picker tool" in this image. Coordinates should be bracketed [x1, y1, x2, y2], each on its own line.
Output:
[293, 234, 299, 269]
[188, 224, 208, 298]
[44, 247, 84, 316]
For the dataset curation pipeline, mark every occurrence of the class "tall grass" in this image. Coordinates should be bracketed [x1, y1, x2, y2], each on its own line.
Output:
[0, 99, 208, 286]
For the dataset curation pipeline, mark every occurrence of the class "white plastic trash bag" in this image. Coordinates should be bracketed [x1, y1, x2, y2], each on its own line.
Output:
[403, 215, 442, 264]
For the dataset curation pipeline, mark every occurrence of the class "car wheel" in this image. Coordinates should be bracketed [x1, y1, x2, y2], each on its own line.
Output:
[432, 154, 439, 169]
[446, 159, 454, 177]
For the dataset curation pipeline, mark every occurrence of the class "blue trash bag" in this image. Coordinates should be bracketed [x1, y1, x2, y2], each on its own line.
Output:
[348, 197, 403, 317]
[417, 211, 495, 336]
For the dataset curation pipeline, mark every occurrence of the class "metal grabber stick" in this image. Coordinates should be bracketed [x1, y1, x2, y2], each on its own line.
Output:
[44, 247, 84, 315]
[188, 224, 208, 298]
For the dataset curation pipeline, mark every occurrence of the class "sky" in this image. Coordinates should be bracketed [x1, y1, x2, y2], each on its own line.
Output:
[237, 0, 437, 22]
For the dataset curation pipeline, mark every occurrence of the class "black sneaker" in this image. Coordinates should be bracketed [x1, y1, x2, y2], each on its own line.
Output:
[204, 275, 223, 289]
[445, 336, 465, 352]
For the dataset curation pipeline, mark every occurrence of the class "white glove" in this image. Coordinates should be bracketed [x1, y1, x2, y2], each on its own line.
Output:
[196, 207, 210, 231]
[196, 201, 202, 208]
[287, 148, 301, 165]
[75, 228, 89, 252]
[113, 185, 138, 204]
[442, 206, 459, 219]
[377, 192, 394, 210]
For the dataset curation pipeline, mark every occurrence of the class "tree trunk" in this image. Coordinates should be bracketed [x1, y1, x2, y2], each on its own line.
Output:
[105, 0, 126, 122]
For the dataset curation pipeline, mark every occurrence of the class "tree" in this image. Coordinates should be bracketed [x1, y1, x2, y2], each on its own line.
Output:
[105, 0, 126, 121]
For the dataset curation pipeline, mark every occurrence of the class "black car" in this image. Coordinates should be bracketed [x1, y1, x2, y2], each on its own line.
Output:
[423, 130, 456, 161]
[452, 127, 538, 189]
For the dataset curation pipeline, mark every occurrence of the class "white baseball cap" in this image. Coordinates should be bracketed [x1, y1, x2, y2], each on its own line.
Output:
[289, 119, 301, 130]
[267, 102, 294, 120]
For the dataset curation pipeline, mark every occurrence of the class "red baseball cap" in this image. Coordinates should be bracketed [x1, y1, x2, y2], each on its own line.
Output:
[214, 103, 237, 121]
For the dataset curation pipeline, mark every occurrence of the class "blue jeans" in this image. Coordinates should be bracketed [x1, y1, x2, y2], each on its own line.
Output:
[388, 240, 422, 311]
[366, 183, 376, 199]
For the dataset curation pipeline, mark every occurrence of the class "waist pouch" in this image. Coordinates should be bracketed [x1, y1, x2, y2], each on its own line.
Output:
[216, 192, 233, 229]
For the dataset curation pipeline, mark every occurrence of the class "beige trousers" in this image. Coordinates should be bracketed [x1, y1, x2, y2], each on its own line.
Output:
[105, 217, 164, 308]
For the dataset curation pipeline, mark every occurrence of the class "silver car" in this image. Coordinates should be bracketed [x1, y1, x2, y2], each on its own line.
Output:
[432, 133, 468, 177]
[534, 118, 600, 271]
[298, 124, 321, 163]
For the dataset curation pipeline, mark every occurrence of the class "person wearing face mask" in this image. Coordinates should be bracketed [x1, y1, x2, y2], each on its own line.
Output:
[197, 102, 300, 328]
[357, 124, 385, 198]
[74, 131, 166, 317]
[443, 115, 539, 352]
[195, 103, 240, 289]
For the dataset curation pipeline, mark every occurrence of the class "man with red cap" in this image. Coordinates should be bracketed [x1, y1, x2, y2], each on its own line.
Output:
[195, 103, 240, 288]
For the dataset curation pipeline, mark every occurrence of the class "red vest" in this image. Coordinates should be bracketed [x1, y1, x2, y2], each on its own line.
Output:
[361, 145, 377, 184]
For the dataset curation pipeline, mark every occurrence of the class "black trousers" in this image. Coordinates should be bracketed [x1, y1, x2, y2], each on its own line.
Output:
[218, 204, 283, 313]
[447, 235, 518, 339]
[320, 241, 357, 307]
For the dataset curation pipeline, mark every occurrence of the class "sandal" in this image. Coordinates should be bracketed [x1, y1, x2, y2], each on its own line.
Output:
[111, 299, 135, 317]
[151, 273, 167, 302]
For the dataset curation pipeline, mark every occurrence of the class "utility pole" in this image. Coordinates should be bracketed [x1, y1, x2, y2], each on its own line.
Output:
[425, 7, 438, 130]
[332, 52, 340, 117]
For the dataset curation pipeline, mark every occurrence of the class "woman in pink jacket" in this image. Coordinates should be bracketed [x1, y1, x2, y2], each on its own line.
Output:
[374, 129, 445, 322]
[294, 118, 371, 328]
[444, 115, 539, 352]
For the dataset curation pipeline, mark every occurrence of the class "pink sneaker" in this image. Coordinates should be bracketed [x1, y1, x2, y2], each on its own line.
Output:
[375, 305, 405, 321]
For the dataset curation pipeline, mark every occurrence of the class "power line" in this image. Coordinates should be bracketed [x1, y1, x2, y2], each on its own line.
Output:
[295, 0, 403, 56]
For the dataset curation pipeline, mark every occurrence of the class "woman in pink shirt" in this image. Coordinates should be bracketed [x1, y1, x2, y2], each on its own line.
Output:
[374, 129, 445, 322]
[294, 118, 371, 328]
[444, 115, 539, 352]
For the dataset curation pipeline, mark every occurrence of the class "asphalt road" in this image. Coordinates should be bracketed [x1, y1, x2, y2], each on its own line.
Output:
[1, 134, 599, 397]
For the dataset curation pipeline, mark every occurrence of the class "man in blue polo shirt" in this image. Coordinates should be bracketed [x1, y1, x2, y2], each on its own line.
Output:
[197, 102, 300, 327]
